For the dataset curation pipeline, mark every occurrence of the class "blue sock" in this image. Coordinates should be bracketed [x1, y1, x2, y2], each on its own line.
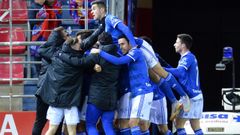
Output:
[131, 126, 141, 135]
[141, 130, 150, 135]
[194, 129, 203, 135]
[76, 132, 87, 135]
[165, 73, 186, 97]
[165, 130, 173, 135]
[120, 128, 131, 135]
[177, 128, 186, 135]
[159, 78, 178, 103]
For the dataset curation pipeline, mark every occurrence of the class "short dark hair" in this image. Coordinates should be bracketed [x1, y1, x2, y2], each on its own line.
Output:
[118, 35, 129, 43]
[140, 36, 153, 45]
[76, 30, 94, 40]
[98, 32, 113, 45]
[91, 0, 106, 6]
[177, 33, 193, 49]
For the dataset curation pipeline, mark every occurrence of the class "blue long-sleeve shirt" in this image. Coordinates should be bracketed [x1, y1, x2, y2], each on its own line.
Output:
[99, 47, 152, 97]
[165, 51, 202, 98]
[105, 14, 136, 47]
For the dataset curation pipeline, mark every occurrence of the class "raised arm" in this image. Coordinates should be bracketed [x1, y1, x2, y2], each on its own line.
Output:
[116, 22, 137, 47]
[99, 50, 133, 65]
[80, 24, 104, 51]
[58, 52, 97, 68]
[165, 66, 186, 78]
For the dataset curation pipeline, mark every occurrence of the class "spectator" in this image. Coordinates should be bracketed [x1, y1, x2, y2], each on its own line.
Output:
[69, 0, 97, 29]
[28, 0, 62, 77]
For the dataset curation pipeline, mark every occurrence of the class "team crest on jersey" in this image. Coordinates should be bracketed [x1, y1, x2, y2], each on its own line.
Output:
[128, 49, 135, 56]
[111, 17, 120, 25]
[180, 57, 187, 65]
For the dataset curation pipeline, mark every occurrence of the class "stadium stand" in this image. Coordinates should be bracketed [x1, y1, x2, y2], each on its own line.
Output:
[0, 0, 28, 24]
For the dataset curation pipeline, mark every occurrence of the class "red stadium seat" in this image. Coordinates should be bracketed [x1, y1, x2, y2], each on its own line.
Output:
[0, 0, 28, 24]
[0, 57, 24, 84]
[0, 27, 26, 54]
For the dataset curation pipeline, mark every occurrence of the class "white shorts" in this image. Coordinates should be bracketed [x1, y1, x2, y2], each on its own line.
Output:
[130, 92, 153, 121]
[150, 97, 168, 125]
[178, 94, 203, 119]
[47, 106, 79, 125]
[117, 92, 131, 119]
[140, 40, 158, 68]
[80, 96, 88, 121]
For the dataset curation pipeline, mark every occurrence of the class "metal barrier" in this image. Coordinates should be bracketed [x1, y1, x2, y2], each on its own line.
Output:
[0, 0, 125, 111]
[0, 0, 99, 111]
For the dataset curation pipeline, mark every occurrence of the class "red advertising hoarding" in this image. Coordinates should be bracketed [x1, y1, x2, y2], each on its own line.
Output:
[0, 112, 48, 135]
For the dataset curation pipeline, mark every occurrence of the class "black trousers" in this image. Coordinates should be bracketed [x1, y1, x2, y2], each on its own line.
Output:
[32, 97, 62, 135]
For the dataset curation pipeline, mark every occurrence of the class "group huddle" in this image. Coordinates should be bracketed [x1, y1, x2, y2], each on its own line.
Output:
[31, 1, 204, 135]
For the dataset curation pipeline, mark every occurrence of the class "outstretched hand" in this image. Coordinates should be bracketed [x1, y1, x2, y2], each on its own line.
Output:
[94, 64, 102, 72]
[90, 48, 100, 54]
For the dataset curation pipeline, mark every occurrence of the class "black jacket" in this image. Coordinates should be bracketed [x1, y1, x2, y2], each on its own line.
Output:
[59, 44, 120, 110]
[35, 30, 65, 96]
[37, 39, 95, 108]
[88, 44, 120, 111]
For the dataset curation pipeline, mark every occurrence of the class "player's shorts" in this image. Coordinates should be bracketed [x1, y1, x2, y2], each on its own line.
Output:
[117, 92, 131, 119]
[130, 92, 153, 121]
[47, 106, 79, 125]
[150, 97, 168, 125]
[178, 94, 203, 119]
[80, 96, 88, 121]
[140, 40, 158, 68]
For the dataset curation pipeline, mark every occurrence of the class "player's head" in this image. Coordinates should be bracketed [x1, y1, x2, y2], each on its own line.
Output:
[91, 0, 106, 20]
[98, 32, 113, 45]
[68, 30, 93, 50]
[76, 29, 94, 41]
[47, 26, 68, 47]
[174, 33, 193, 53]
[118, 35, 131, 55]
[140, 36, 153, 45]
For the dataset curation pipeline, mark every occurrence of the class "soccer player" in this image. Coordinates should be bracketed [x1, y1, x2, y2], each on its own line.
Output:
[90, 0, 137, 46]
[91, 35, 153, 135]
[135, 37, 190, 119]
[85, 32, 120, 135]
[165, 34, 204, 135]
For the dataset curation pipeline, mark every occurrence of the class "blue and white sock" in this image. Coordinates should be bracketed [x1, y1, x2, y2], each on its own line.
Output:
[76, 131, 87, 135]
[141, 130, 150, 135]
[131, 126, 141, 135]
[120, 128, 131, 135]
[165, 130, 173, 135]
[177, 128, 187, 135]
[194, 129, 203, 135]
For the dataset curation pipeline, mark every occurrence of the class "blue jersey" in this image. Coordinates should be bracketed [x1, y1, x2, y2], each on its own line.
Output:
[99, 47, 152, 97]
[127, 48, 153, 97]
[166, 51, 201, 98]
[105, 14, 136, 46]
[178, 51, 202, 97]
[105, 14, 122, 44]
